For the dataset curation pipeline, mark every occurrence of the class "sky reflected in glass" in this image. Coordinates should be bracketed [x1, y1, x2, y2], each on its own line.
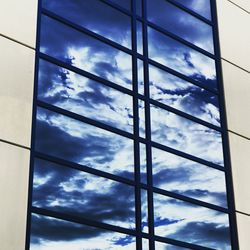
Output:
[174, 0, 212, 20]
[30, 214, 136, 250]
[42, 0, 131, 49]
[35, 107, 134, 179]
[150, 104, 224, 165]
[152, 147, 227, 207]
[154, 193, 231, 249]
[148, 27, 217, 90]
[32, 159, 135, 228]
[147, 0, 214, 53]
[40, 15, 132, 89]
[149, 64, 220, 126]
[38, 59, 133, 133]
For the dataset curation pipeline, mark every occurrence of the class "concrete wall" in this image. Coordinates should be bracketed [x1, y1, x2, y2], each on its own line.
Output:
[217, 1, 250, 249]
[0, 0, 37, 249]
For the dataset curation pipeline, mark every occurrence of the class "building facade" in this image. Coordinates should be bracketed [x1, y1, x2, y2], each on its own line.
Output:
[0, 0, 249, 249]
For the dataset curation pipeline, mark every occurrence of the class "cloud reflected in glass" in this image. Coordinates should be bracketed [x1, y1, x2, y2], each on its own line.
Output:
[30, 214, 136, 250]
[152, 147, 227, 207]
[40, 15, 132, 89]
[147, 0, 214, 53]
[150, 104, 224, 166]
[149, 64, 220, 126]
[148, 27, 217, 90]
[35, 107, 134, 179]
[38, 59, 133, 133]
[32, 159, 135, 229]
[154, 193, 231, 249]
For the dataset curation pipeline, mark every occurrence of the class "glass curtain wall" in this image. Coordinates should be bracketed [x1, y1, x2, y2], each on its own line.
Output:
[26, 0, 237, 249]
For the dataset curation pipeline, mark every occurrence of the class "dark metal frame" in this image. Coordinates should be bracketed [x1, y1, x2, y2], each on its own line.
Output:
[25, 0, 239, 249]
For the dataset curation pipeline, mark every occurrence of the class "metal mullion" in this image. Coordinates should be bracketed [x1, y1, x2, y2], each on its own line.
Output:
[146, 21, 215, 59]
[142, 0, 155, 249]
[25, 0, 42, 249]
[34, 152, 136, 187]
[131, 0, 143, 249]
[210, 1, 239, 249]
[37, 100, 135, 138]
[165, 0, 214, 26]
[41, 8, 133, 55]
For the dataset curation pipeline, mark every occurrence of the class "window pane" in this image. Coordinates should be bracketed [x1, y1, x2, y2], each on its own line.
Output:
[141, 189, 149, 233]
[150, 105, 224, 165]
[42, 0, 132, 48]
[35, 107, 134, 179]
[109, 0, 131, 10]
[147, 0, 214, 53]
[149, 64, 220, 126]
[40, 15, 132, 89]
[155, 242, 189, 250]
[148, 27, 217, 90]
[154, 193, 231, 249]
[30, 214, 136, 250]
[38, 59, 133, 133]
[174, 0, 212, 20]
[152, 147, 227, 207]
[32, 159, 135, 228]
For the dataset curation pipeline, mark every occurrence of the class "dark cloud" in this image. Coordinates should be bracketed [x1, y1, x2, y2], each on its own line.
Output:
[35, 108, 134, 179]
[30, 214, 102, 244]
[168, 221, 230, 249]
[32, 158, 135, 228]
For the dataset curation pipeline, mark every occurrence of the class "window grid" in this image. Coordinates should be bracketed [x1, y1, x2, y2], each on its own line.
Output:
[25, 0, 239, 249]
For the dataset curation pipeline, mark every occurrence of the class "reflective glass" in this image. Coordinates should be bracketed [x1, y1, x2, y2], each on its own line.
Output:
[109, 0, 131, 10]
[149, 64, 220, 126]
[155, 242, 189, 250]
[30, 214, 136, 250]
[147, 0, 214, 53]
[142, 238, 149, 250]
[152, 147, 227, 207]
[32, 159, 135, 228]
[136, 0, 142, 16]
[40, 15, 132, 89]
[35, 107, 134, 179]
[150, 105, 224, 166]
[174, 0, 212, 20]
[141, 189, 149, 233]
[140, 143, 147, 184]
[139, 99, 146, 138]
[154, 193, 231, 249]
[42, 0, 132, 49]
[138, 59, 144, 95]
[137, 21, 143, 55]
[148, 27, 217, 90]
[38, 59, 133, 133]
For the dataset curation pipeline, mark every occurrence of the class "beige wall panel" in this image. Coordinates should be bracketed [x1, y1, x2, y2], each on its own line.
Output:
[237, 213, 250, 249]
[0, 0, 37, 48]
[0, 36, 35, 147]
[222, 60, 250, 139]
[229, 132, 250, 214]
[229, 0, 250, 13]
[217, 0, 250, 71]
[0, 142, 30, 250]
